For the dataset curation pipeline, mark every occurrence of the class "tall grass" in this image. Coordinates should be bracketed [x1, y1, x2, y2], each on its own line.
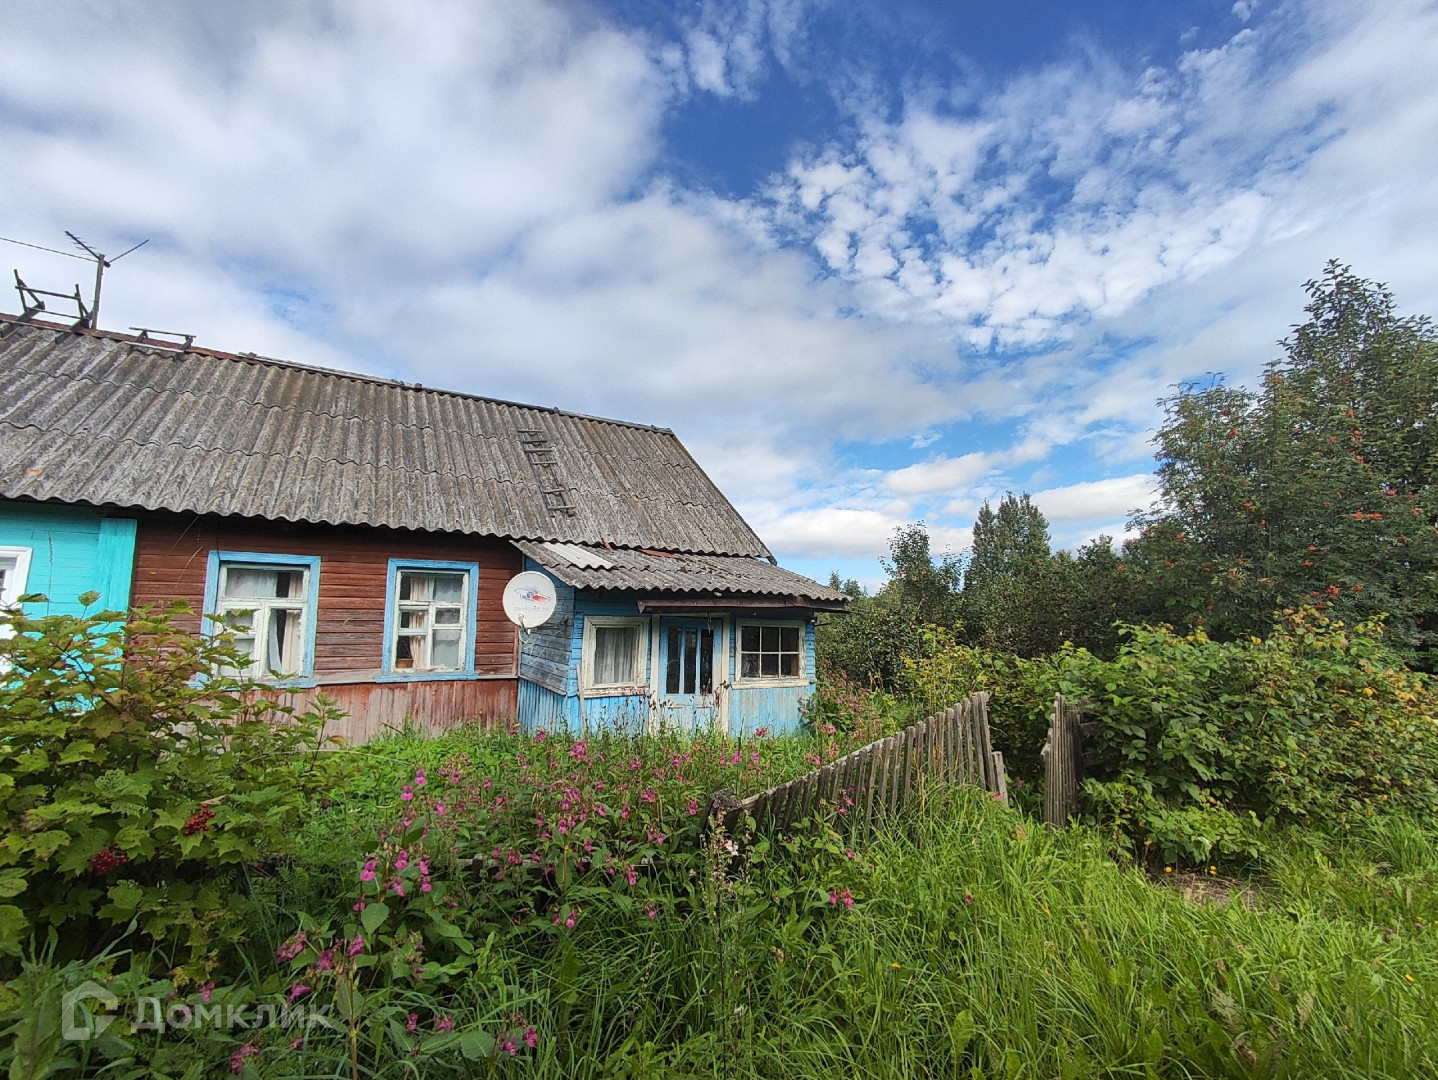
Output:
[232, 783, 1437, 1078]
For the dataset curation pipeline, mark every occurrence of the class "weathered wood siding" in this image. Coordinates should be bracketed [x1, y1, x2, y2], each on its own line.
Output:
[516, 558, 574, 694]
[130, 511, 521, 739]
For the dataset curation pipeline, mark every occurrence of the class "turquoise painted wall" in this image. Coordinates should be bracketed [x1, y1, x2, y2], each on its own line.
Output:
[0, 501, 137, 617]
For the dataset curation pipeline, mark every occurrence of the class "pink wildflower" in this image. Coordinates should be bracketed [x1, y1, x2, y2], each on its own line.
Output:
[524, 1026, 538, 1049]
[394, 851, 409, 871]
[199, 982, 214, 1003]
[287, 983, 311, 1004]
[435, 801, 446, 816]
[534, 729, 548, 743]
[687, 798, 699, 815]
[229, 1043, 259, 1074]
[360, 858, 377, 882]
[348, 936, 365, 957]
[435, 1015, 454, 1033]
[641, 790, 656, 803]
[401, 785, 414, 802]
[315, 950, 334, 972]
[646, 904, 657, 919]
[501, 1037, 518, 1056]
[406, 1013, 418, 1033]
[625, 866, 638, 886]
[415, 768, 427, 787]
[276, 932, 307, 963]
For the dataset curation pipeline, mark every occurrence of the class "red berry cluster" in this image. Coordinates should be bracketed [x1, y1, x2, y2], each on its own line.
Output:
[88, 845, 129, 875]
[182, 806, 216, 835]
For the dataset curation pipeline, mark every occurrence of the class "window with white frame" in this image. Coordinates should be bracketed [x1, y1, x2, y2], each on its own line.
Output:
[0, 547, 32, 608]
[388, 566, 473, 673]
[738, 622, 802, 680]
[582, 617, 647, 691]
[214, 561, 313, 678]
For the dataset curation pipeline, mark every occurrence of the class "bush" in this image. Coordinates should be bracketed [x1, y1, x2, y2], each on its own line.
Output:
[1070, 610, 1438, 863]
[900, 628, 1070, 788]
[0, 596, 345, 970]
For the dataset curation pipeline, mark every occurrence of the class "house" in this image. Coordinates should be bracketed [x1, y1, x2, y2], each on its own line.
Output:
[0, 314, 846, 740]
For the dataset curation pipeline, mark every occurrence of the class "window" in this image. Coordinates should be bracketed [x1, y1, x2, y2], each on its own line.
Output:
[666, 626, 714, 696]
[383, 560, 479, 678]
[0, 547, 32, 608]
[582, 617, 647, 691]
[739, 623, 802, 680]
[204, 553, 320, 680]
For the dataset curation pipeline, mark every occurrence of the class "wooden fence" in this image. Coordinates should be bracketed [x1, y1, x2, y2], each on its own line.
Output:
[1042, 693, 1085, 827]
[711, 692, 1007, 838]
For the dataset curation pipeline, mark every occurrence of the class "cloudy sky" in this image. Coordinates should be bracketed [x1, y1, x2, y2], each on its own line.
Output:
[3, 0, 1436, 587]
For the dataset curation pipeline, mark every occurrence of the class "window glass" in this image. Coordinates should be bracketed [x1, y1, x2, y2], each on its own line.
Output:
[739, 622, 803, 681]
[0, 557, 17, 606]
[216, 561, 310, 678]
[392, 570, 469, 673]
[593, 624, 639, 685]
[665, 627, 713, 695]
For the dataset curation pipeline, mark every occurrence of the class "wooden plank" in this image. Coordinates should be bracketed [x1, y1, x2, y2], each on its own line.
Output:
[887, 734, 901, 815]
[1045, 695, 1062, 826]
[975, 692, 996, 794]
[944, 706, 956, 782]
[779, 773, 802, 830]
[900, 726, 914, 811]
[857, 744, 876, 837]
[872, 737, 891, 821]
[750, 791, 772, 833]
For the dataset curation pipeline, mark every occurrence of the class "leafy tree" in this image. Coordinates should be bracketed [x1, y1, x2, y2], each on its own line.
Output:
[959, 494, 1067, 656]
[817, 524, 961, 689]
[881, 522, 962, 628]
[1126, 262, 1438, 658]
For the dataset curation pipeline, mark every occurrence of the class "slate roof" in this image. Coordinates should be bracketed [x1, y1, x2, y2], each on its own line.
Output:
[515, 540, 848, 605]
[0, 316, 770, 556]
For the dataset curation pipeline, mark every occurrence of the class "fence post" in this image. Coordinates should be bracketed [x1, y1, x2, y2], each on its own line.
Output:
[1043, 694, 1084, 827]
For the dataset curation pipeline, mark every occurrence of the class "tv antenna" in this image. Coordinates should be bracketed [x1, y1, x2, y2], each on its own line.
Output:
[1, 231, 148, 329]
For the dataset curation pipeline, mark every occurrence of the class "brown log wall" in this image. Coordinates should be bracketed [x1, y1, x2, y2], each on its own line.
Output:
[131, 511, 520, 740]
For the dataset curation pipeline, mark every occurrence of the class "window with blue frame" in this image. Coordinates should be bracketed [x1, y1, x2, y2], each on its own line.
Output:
[737, 621, 803, 682]
[203, 552, 321, 681]
[383, 560, 480, 677]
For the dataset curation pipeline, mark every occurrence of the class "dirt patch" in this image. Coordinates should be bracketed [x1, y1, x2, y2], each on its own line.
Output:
[1152, 869, 1259, 908]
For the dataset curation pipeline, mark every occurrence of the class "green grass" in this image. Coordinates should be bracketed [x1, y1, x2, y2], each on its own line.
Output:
[15, 731, 1438, 1079]
[489, 787, 1438, 1079]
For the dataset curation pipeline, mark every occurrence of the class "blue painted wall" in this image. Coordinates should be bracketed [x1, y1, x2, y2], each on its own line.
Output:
[516, 567, 817, 736]
[0, 501, 136, 617]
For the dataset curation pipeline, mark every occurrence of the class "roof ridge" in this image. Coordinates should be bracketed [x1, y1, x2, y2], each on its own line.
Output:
[0, 311, 676, 436]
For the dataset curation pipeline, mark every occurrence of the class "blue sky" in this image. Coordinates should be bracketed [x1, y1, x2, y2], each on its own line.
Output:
[3, 0, 1436, 588]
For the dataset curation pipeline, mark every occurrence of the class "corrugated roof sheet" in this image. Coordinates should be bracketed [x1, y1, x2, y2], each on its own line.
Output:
[514, 540, 848, 602]
[0, 317, 770, 556]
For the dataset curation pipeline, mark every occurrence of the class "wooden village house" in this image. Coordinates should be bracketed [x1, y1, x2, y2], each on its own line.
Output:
[0, 315, 846, 742]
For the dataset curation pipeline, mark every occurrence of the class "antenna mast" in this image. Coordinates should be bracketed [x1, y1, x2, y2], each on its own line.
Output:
[65, 232, 148, 329]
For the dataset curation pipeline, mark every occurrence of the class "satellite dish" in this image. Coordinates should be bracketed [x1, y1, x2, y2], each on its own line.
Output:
[503, 571, 557, 628]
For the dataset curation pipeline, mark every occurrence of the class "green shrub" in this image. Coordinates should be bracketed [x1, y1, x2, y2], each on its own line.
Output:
[1070, 610, 1438, 863]
[0, 596, 345, 970]
[900, 628, 1072, 787]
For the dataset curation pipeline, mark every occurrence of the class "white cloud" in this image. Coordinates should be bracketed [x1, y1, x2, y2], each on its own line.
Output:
[1029, 474, 1158, 525]
[1, 0, 1435, 577]
[749, 505, 970, 559]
